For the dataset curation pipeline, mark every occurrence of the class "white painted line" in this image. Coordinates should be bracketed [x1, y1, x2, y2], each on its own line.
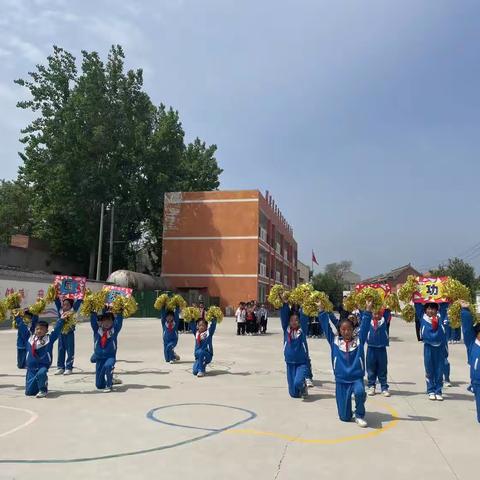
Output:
[0, 405, 39, 438]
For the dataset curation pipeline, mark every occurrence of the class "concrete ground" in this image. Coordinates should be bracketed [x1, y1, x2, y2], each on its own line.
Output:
[0, 316, 477, 480]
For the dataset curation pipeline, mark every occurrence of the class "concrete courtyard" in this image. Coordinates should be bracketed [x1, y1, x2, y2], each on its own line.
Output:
[0, 316, 477, 480]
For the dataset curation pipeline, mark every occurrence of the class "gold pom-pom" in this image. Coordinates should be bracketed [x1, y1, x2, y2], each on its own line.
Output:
[167, 294, 187, 311]
[447, 301, 462, 329]
[28, 298, 47, 316]
[268, 285, 286, 309]
[443, 278, 470, 302]
[384, 293, 401, 313]
[398, 275, 417, 303]
[154, 294, 169, 310]
[356, 287, 383, 312]
[111, 296, 138, 318]
[5, 292, 22, 310]
[182, 306, 201, 322]
[289, 283, 314, 306]
[343, 292, 358, 312]
[401, 304, 415, 323]
[0, 300, 7, 322]
[45, 284, 57, 303]
[61, 312, 77, 334]
[206, 306, 223, 323]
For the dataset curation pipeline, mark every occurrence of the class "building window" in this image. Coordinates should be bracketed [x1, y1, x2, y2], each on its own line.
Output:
[258, 284, 266, 303]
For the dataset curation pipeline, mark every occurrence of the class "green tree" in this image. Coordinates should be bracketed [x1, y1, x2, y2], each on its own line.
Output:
[312, 272, 345, 309]
[0, 180, 34, 244]
[430, 257, 478, 298]
[324, 260, 353, 282]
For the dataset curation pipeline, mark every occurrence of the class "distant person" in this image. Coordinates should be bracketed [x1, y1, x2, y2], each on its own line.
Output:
[235, 302, 246, 336]
[198, 302, 206, 321]
[189, 316, 218, 377]
[90, 311, 123, 392]
[16, 311, 38, 369]
[459, 300, 480, 423]
[258, 304, 268, 334]
[319, 299, 373, 428]
[159, 306, 181, 364]
[54, 295, 82, 376]
[245, 303, 257, 335]
[15, 310, 65, 398]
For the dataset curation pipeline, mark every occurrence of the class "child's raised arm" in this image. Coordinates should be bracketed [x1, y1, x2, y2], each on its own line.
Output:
[114, 314, 124, 333]
[439, 302, 449, 324]
[174, 307, 180, 332]
[359, 305, 373, 344]
[299, 309, 310, 333]
[15, 314, 30, 342]
[319, 311, 335, 345]
[209, 319, 217, 336]
[414, 303, 424, 341]
[159, 307, 166, 327]
[280, 303, 290, 332]
[189, 320, 197, 335]
[90, 312, 99, 332]
[460, 302, 475, 350]
[54, 297, 62, 316]
[30, 315, 39, 334]
[50, 317, 65, 343]
[73, 299, 82, 313]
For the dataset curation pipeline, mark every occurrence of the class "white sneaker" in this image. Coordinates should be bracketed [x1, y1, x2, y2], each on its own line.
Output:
[367, 386, 376, 396]
[54, 369, 64, 375]
[169, 360, 175, 364]
[63, 369, 72, 376]
[435, 394, 444, 401]
[174, 354, 180, 361]
[103, 387, 112, 393]
[36, 391, 47, 398]
[112, 377, 122, 385]
[197, 372, 205, 378]
[382, 390, 391, 397]
[302, 384, 309, 399]
[305, 378, 314, 388]
[355, 417, 368, 428]
[428, 393, 436, 401]
[444, 381, 452, 387]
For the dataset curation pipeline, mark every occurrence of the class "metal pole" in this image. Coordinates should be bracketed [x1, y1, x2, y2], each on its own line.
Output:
[96, 203, 105, 281]
[108, 203, 114, 276]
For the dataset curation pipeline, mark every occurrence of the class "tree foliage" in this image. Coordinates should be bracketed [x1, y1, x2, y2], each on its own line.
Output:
[324, 260, 353, 282]
[430, 257, 478, 298]
[11, 45, 222, 276]
[312, 272, 345, 310]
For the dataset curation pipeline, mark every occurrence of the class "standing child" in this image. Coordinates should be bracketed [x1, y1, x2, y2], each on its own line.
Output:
[319, 300, 373, 427]
[281, 301, 309, 398]
[160, 307, 181, 364]
[15, 310, 65, 398]
[235, 302, 246, 336]
[54, 296, 82, 376]
[366, 308, 392, 397]
[415, 302, 449, 401]
[460, 301, 480, 422]
[16, 311, 38, 369]
[258, 304, 268, 334]
[91, 311, 123, 392]
[189, 317, 217, 377]
[245, 303, 257, 336]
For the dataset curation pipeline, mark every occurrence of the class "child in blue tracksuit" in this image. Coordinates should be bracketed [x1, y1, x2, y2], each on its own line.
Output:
[320, 301, 372, 427]
[16, 312, 38, 369]
[160, 307, 181, 363]
[415, 302, 448, 400]
[460, 302, 480, 422]
[189, 317, 217, 377]
[281, 303, 309, 398]
[15, 311, 65, 398]
[91, 311, 123, 391]
[54, 297, 82, 376]
[366, 308, 392, 397]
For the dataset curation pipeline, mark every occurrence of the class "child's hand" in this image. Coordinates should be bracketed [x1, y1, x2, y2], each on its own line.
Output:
[365, 299, 373, 312]
[316, 301, 324, 313]
[459, 300, 470, 308]
[281, 293, 289, 303]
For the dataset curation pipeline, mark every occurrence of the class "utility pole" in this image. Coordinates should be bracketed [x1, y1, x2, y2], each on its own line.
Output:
[96, 203, 105, 281]
[108, 202, 114, 276]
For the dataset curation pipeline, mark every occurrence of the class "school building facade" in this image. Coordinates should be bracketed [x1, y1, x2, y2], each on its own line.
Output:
[161, 190, 298, 312]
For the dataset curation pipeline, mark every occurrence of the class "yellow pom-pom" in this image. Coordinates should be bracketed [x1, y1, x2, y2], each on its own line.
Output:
[356, 287, 383, 312]
[206, 306, 223, 323]
[289, 283, 314, 306]
[343, 292, 358, 312]
[167, 294, 187, 312]
[0, 300, 7, 322]
[182, 306, 201, 322]
[111, 296, 138, 318]
[268, 285, 286, 309]
[154, 294, 169, 310]
[401, 304, 415, 323]
[5, 292, 22, 310]
[28, 298, 47, 316]
[384, 293, 401, 313]
[443, 278, 470, 302]
[45, 284, 57, 303]
[398, 275, 417, 303]
[61, 312, 77, 334]
[94, 289, 109, 312]
[447, 301, 462, 329]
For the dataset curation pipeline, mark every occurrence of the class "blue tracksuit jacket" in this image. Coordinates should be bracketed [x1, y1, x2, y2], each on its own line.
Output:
[281, 303, 309, 364]
[366, 309, 391, 348]
[90, 312, 123, 360]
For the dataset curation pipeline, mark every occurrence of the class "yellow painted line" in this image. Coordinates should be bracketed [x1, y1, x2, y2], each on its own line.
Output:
[224, 401, 399, 445]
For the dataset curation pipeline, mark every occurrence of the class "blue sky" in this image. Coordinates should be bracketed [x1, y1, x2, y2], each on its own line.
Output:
[1, 0, 479, 277]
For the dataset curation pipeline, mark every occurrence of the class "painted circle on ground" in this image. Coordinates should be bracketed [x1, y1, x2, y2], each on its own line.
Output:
[0, 405, 39, 439]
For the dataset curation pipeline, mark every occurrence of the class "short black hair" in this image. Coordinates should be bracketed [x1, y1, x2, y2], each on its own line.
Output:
[339, 318, 354, 330]
[424, 302, 439, 311]
[165, 310, 175, 318]
[100, 312, 114, 322]
[37, 320, 49, 329]
[63, 298, 74, 307]
[197, 318, 208, 327]
[474, 323, 480, 335]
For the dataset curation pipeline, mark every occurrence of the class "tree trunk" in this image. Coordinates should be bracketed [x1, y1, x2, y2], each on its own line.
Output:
[88, 248, 96, 279]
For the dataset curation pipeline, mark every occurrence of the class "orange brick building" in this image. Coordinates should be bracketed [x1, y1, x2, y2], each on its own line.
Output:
[161, 190, 298, 311]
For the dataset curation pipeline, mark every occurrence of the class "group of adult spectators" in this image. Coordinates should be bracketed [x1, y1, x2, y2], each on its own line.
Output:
[235, 301, 269, 335]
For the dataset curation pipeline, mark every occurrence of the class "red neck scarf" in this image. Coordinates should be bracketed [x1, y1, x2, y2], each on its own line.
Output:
[31, 337, 37, 357]
[167, 322, 174, 332]
[373, 309, 385, 331]
[100, 329, 109, 348]
[431, 315, 438, 331]
[288, 327, 299, 343]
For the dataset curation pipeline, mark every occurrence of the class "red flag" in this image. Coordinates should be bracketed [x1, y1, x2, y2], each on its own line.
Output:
[312, 250, 319, 265]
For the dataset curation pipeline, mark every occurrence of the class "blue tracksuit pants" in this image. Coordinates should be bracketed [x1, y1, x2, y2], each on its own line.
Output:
[286, 363, 308, 398]
[335, 379, 366, 421]
[424, 343, 445, 395]
[164, 339, 178, 362]
[306, 357, 313, 380]
[17, 348, 26, 369]
[25, 367, 48, 396]
[366, 346, 389, 390]
[57, 331, 75, 370]
[193, 350, 213, 375]
[95, 357, 115, 389]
